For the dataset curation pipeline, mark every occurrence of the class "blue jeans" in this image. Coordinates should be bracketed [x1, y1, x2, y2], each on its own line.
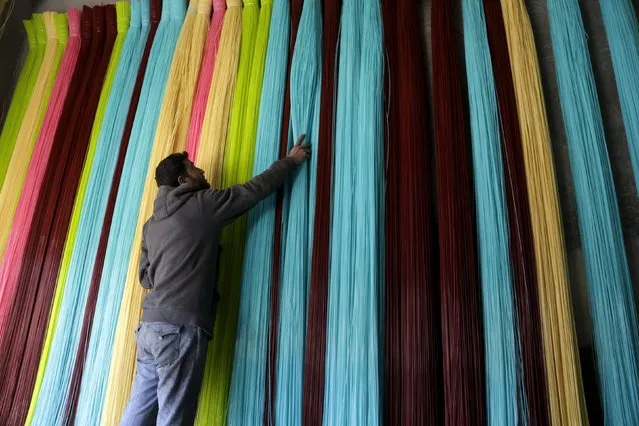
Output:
[120, 322, 208, 426]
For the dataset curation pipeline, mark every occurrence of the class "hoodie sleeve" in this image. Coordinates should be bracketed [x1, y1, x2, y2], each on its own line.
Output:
[139, 222, 153, 289]
[205, 157, 298, 228]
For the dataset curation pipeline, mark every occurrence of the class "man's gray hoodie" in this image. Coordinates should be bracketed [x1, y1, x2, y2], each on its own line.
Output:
[139, 157, 297, 335]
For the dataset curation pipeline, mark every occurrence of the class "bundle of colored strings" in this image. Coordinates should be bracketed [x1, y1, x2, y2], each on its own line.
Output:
[301, 0, 338, 423]
[599, 0, 639, 192]
[191, 0, 241, 189]
[264, 0, 303, 423]
[324, 0, 383, 423]
[101, 0, 208, 421]
[33, 2, 147, 424]
[74, 1, 178, 424]
[382, 0, 400, 422]
[64, 1, 159, 422]
[0, 11, 62, 267]
[274, 0, 322, 422]
[227, 0, 283, 422]
[547, 0, 639, 423]
[187, 0, 226, 156]
[198, 0, 265, 424]
[431, 0, 484, 423]
[498, 0, 586, 423]
[30, 4, 130, 422]
[384, 0, 442, 423]
[461, 1, 517, 424]
[0, 9, 79, 423]
[24, 6, 116, 425]
[0, 14, 68, 422]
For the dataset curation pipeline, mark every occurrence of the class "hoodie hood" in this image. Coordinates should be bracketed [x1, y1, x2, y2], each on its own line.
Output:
[153, 183, 205, 220]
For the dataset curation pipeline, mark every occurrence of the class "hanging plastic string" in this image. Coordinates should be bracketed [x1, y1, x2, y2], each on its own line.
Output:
[223, 0, 274, 416]
[431, 1, 485, 424]
[191, 0, 241, 190]
[323, 0, 383, 422]
[29, 4, 129, 423]
[102, 0, 208, 422]
[301, 0, 338, 423]
[324, 0, 362, 421]
[227, 0, 289, 422]
[31, 2, 141, 424]
[496, 0, 587, 423]
[599, 0, 639, 193]
[22, 6, 113, 425]
[381, 2, 401, 423]
[72, 1, 177, 424]
[0, 11, 62, 270]
[383, 0, 441, 423]
[265, 0, 302, 423]
[0, 12, 67, 335]
[274, 0, 321, 422]
[547, 0, 639, 423]
[352, 0, 383, 419]
[187, 0, 226, 156]
[0, 13, 67, 421]
[190, 0, 242, 424]
[16, 8, 96, 425]
[461, 1, 518, 424]
[24, 5, 116, 425]
[227, 0, 282, 421]
[0, 18, 41, 190]
[469, 2, 551, 422]
[197, 0, 262, 424]
[61, 6, 148, 424]
[65, 1, 159, 423]
[487, 0, 569, 423]
[0, 9, 79, 424]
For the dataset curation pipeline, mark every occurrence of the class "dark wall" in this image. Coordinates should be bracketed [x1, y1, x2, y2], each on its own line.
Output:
[0, 0, 34, 130]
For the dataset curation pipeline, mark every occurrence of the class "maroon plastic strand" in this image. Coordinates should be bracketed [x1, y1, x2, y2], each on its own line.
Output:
[384, 0, 444, 424]
[431, 0, 485, 424]
[396, 0, 445, 424]
[382, 0, 401, 423]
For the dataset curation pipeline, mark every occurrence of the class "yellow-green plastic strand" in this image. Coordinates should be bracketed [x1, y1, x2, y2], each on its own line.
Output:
[195, 1, 259, 424]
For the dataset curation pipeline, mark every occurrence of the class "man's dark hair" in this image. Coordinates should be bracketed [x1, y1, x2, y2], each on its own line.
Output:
[155, 151, 189, 187]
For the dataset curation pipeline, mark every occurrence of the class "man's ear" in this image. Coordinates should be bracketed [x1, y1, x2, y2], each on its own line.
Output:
[178, 175, 188, 186]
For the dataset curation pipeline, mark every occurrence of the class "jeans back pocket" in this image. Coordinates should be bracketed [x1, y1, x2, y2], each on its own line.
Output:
[146, 323, 182, 368]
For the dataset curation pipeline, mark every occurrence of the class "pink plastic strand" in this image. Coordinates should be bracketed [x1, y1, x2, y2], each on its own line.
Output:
[186, 0, 226, 157]
[0, 9, 82, 322]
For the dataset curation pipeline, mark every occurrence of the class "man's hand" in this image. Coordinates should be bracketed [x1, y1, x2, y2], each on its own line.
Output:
[288, 134, 311, 164]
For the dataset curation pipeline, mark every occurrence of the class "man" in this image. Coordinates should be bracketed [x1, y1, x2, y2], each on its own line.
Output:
[120, 135, 311, 425]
